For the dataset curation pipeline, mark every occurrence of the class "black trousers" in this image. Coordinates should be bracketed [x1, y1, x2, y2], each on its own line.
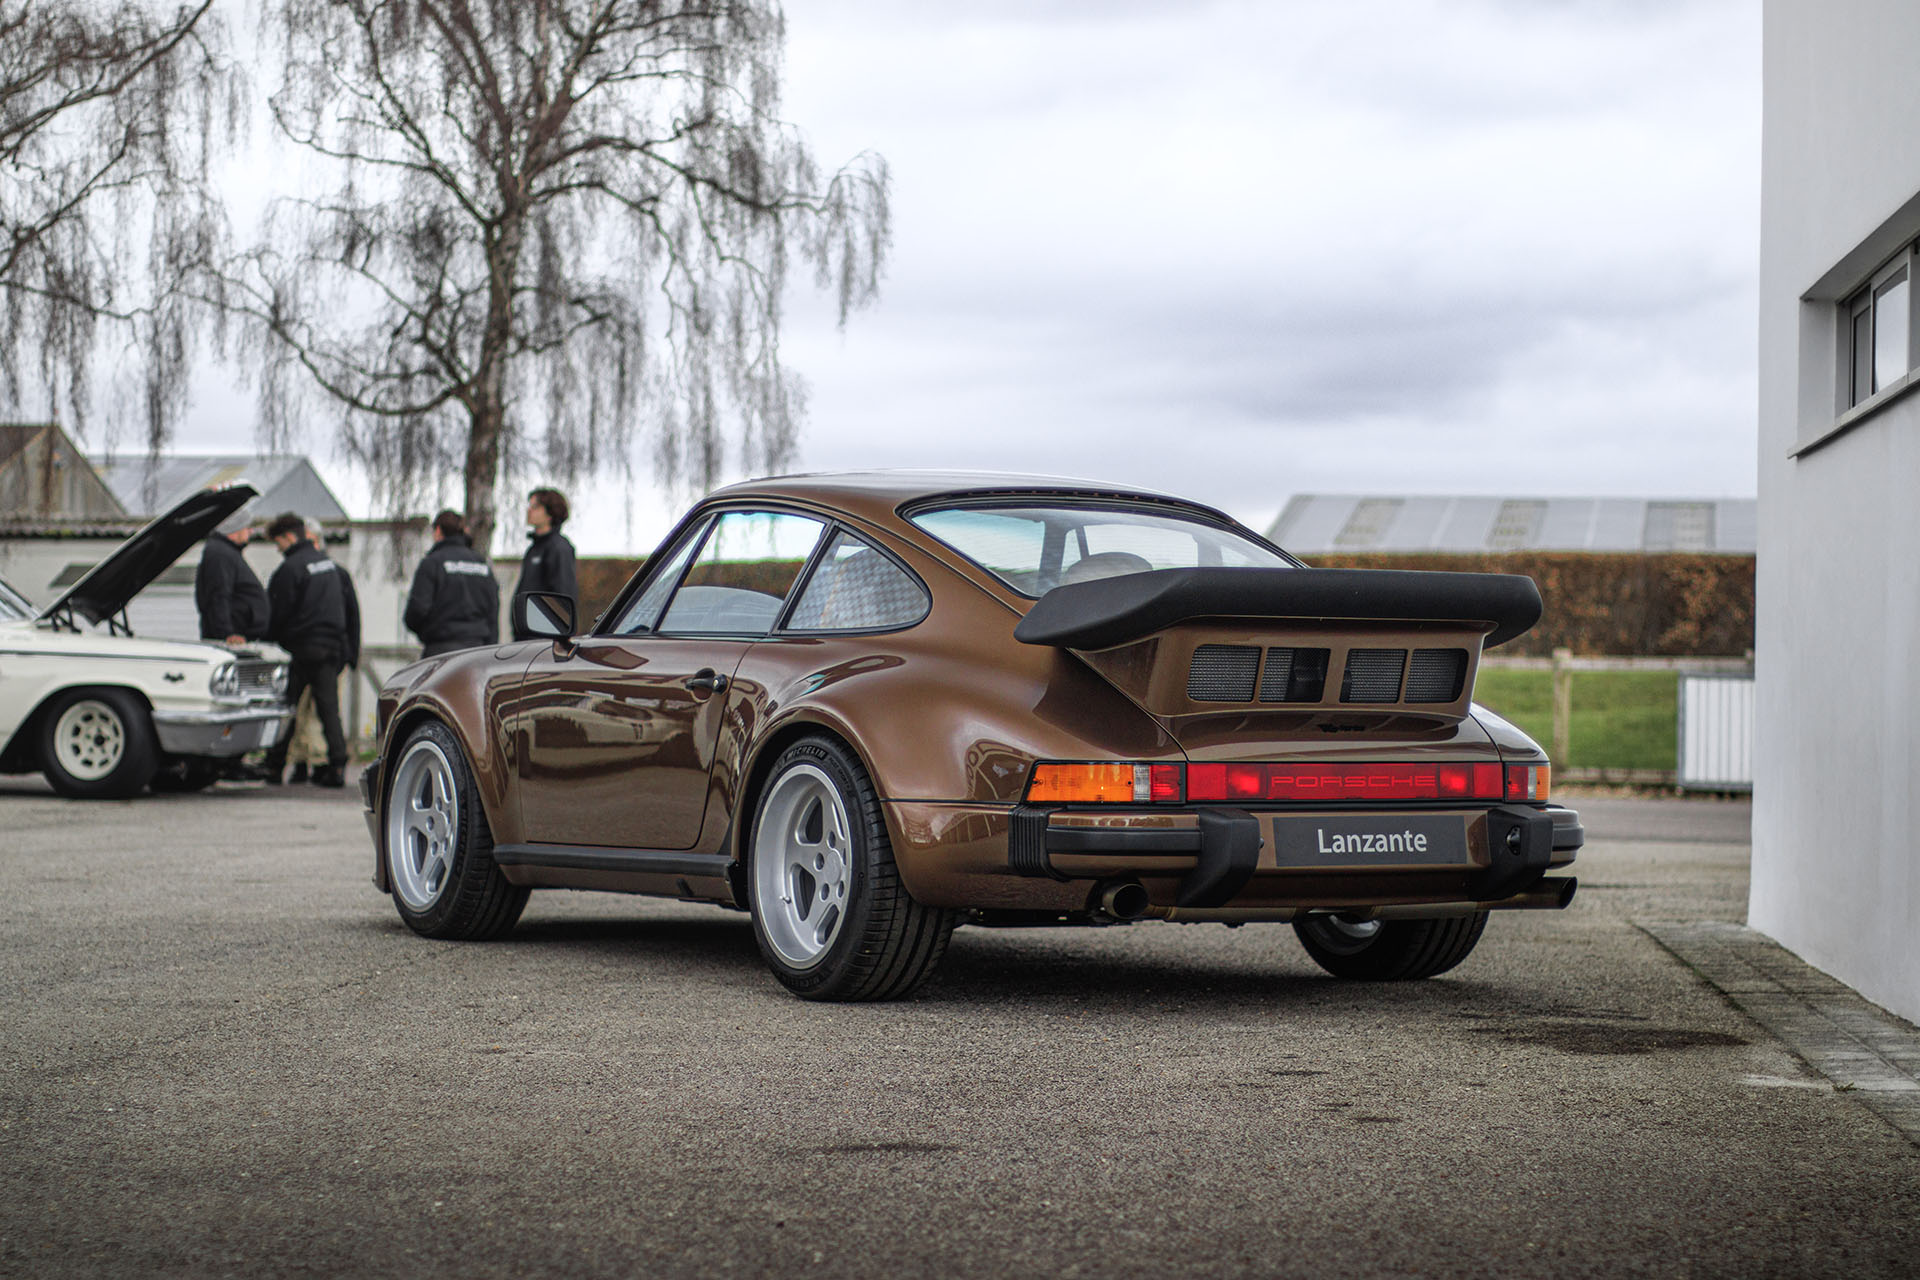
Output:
[268, 653, 347, 771]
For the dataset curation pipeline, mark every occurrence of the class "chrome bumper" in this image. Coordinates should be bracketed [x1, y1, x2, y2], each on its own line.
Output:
[151, 705, 290, 758]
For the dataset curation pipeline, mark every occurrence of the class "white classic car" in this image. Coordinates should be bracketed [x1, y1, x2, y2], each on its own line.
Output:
[0, 484, 291, 798]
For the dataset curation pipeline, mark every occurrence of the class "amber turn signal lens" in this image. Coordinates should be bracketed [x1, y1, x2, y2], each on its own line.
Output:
[1026, 762, 1185, 804]
[1026, 763, 1137, 803]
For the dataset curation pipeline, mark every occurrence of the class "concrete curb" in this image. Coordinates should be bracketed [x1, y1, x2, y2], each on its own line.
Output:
[1640, 919, 1920, 1144]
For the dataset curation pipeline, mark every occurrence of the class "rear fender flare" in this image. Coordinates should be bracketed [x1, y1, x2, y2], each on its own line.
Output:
[731, 709, 887, 869]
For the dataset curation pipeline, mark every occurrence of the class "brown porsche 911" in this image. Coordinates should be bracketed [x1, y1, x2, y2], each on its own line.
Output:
[362, 472, 1581, 1000]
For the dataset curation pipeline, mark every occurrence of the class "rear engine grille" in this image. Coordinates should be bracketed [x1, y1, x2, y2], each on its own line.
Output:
[1340, 649, 1406, 703]
[1258, 647, 1330, 703]
[1187, 645, 1260, 702]
[1405, 648, 1467, 702]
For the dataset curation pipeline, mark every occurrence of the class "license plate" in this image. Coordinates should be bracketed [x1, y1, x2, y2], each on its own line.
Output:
[1269, 815, 1470, 868]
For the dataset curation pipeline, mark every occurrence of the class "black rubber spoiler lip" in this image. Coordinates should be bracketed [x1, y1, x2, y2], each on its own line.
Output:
[1011, 567, 1543, 651]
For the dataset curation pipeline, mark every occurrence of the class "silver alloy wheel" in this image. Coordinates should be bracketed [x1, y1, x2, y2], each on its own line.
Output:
[753, 763, 853, 967]
[1301, 913, 1384, 954]
[52, 698, 126, 781]
[388, 738, 459, 911]
[1319, 915, 1382, 942]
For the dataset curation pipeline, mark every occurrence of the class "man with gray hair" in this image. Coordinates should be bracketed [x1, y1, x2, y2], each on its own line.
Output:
[194, 512, 270, 646]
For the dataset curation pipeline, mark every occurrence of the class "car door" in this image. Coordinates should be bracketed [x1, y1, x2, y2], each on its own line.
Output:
[511, 508, 828, 851]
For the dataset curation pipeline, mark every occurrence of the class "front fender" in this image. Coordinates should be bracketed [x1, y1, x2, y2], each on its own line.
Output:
[377, 646, 537, 849]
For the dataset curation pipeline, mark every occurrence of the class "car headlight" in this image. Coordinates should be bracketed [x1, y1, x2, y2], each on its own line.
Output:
[271, 664, 289, 698]
[209, 663, 241, 698]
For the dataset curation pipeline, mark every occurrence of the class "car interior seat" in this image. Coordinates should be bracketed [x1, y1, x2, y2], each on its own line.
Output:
[1058, 551, 1154, 586]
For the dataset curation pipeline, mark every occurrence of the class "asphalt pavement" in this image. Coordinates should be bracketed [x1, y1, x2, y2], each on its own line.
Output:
[1, 778, 1915, 1278]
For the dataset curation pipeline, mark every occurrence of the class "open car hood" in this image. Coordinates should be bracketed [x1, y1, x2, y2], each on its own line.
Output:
[38, 482, 259, 627]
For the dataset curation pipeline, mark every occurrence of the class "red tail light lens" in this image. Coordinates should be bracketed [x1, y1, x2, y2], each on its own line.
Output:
[1147, 764, 1184, 802]
[1186, 762, 1508, 803]
[1027, 761, 1544, 804]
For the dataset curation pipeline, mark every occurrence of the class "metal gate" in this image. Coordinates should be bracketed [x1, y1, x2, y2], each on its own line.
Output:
[1678, 673, 1755, 791]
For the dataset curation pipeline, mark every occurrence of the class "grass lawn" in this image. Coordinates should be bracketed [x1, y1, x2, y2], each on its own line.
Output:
[1471, 668, 1678, 772]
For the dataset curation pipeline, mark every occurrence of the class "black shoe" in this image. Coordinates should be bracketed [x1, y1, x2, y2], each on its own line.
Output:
[312, 765, 346, 789]
[261, 766, 285, 786]
[289, 763, 309, 784]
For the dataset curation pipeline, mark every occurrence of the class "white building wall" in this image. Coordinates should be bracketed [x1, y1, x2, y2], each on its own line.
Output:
[1755, 0, 1920, 1021]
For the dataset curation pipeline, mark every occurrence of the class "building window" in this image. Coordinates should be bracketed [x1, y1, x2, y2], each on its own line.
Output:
[1842, 248, 1913, 409]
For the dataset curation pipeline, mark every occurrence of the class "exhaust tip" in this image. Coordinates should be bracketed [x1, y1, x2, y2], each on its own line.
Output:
[1097, 880, 1151, 922]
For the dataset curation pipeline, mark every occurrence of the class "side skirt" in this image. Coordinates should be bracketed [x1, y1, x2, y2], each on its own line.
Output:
[492, 843, 738, 904]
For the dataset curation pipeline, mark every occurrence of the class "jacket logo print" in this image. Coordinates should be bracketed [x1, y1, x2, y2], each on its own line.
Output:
[306, 560, 337, 576]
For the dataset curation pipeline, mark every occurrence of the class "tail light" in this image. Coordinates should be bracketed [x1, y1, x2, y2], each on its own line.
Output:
[1186, 762, 1507, 802]
[1026, 760, 1552, 804]
[1505, 764, 1550, 801]
[1026, 762, 1184, 804]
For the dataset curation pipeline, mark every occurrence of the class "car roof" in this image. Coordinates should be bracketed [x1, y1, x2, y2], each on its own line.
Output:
[704, 470, 1238, 530]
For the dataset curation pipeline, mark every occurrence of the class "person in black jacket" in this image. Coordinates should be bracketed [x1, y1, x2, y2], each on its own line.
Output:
[511, 487, 578, 639]
[261, 512, 359, 788]
[194, 521, 271, 645]
[404, 509, 500, 657]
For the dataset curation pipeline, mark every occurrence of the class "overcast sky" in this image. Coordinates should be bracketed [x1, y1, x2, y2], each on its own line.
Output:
[172, 0, 1761, 556]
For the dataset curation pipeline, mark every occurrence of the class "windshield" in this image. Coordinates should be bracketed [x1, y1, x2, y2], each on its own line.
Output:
[0, 575, 32, 621]
[910, 502, 1293, 597]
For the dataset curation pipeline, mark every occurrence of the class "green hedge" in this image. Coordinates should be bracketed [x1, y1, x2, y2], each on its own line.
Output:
[1310, 552, 1753, 658]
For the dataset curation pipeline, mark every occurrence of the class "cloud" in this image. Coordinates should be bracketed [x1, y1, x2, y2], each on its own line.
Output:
[762, 0, 1760, 545]
[174, 0, 1761, 555]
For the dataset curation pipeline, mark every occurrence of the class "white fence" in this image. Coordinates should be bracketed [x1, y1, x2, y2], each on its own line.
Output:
[1480, 650, 1755, 790]
[1677, 673, 1756, 792]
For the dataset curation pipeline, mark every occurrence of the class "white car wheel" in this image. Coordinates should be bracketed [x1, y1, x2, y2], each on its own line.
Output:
[37, 688, 157, 799]
[52, 699, 126, 780]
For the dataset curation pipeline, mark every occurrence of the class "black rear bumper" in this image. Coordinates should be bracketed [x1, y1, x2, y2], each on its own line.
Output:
[1009, 803, 1582, 908]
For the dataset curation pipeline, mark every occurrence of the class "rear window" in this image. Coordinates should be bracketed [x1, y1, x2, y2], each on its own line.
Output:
[910, 503, 1291, 597]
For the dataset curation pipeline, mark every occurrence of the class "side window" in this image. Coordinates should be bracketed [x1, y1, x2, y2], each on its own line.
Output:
[657, 510, 825, 635]
[786, 532, 929, 631]
[610, 519, 708, 636]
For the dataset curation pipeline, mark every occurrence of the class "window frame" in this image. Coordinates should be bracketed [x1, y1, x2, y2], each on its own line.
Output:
[1836, 242, 1920, 417]
[601, 513, 713, 637]
[595, 504, 932, 642]
[771, 525, 932, 638]
[650, 507, 831, 639]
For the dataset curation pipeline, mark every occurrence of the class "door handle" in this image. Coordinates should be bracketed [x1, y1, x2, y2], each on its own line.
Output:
[683, 669, 729, 694]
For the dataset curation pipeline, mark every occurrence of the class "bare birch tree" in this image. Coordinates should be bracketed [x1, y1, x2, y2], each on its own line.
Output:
[0, 0, 228, 453]
[213, 0, 889, 551]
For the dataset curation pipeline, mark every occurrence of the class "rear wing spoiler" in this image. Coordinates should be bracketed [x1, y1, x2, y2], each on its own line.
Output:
[1012, 568, 1543, 651]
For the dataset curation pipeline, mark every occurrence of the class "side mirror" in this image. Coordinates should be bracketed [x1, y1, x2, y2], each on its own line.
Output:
[513, 591, 576, 640]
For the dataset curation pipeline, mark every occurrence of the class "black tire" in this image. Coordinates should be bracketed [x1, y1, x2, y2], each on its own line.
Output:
[37, 688, 158, 799]
[1293, 912, 1488, 980]
[149, 758, 222, 793]
[382, 719, 528, 940]
[747, 736, 957, 1001]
